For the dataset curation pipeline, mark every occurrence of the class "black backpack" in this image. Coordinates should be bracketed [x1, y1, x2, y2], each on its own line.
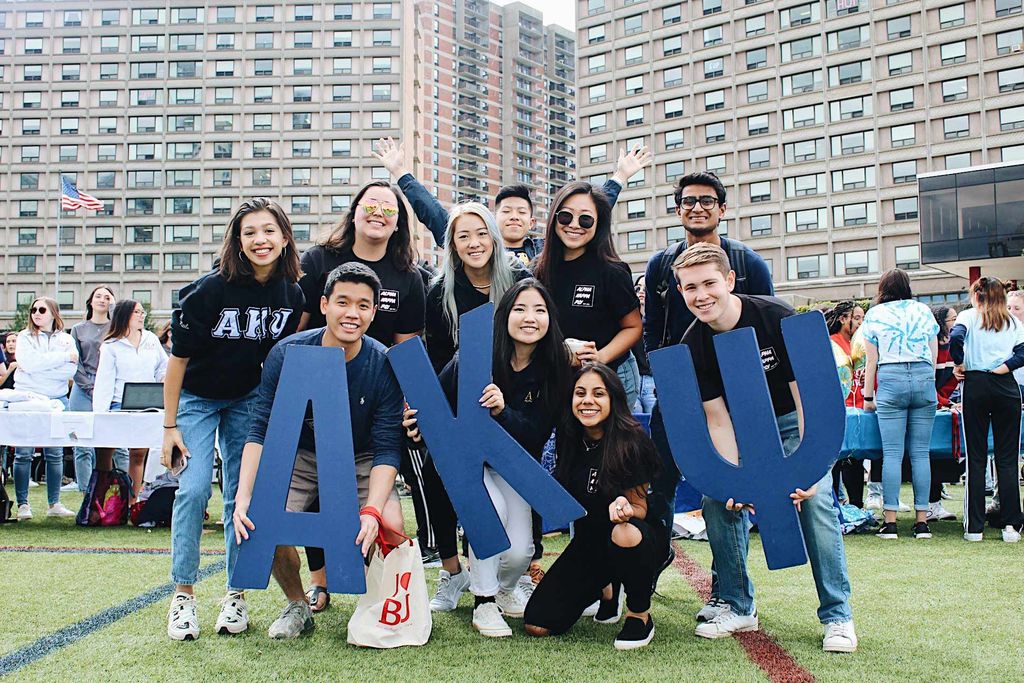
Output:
[651, 237, 750, 349]
[0, 464, 14, 523]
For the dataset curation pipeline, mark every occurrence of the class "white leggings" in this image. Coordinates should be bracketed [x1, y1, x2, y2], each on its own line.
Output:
[468, 468, 535, 596]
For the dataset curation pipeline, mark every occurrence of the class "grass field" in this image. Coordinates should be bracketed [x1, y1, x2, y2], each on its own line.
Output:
[3, 482, 1024, 683]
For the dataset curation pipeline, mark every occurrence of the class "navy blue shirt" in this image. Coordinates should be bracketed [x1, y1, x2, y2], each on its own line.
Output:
[247, 329, 404, 469]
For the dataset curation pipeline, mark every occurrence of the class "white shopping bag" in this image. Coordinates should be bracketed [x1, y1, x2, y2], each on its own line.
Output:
[347, 537, 432, 648]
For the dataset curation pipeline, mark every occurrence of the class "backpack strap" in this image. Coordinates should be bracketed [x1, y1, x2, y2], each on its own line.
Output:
[721, 237, 749, 291]
[653, 242, 687, 349]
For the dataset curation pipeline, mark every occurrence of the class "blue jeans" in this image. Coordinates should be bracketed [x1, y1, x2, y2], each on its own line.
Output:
[170, 388, 255, 588]
[616, 352, 640, 409]
[15, 395, 70, 506]
[876, 362, 936, 512]
[70, 384, 128, 491]
[702, 410, 853, 624]
[633, 374, 657, 413]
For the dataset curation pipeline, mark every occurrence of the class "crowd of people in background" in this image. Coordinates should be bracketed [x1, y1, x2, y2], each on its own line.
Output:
[4, 139, 1023, 656]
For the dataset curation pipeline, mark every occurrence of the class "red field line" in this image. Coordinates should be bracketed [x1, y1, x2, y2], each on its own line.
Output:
[0, 545, 225, 556]
[673, 545, 816, 683]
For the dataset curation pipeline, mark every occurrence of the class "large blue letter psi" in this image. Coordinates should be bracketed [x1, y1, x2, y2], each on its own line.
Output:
[649, 312, 845, 570]
[230, 345, 366, 593]
[388, 304, 585, 559]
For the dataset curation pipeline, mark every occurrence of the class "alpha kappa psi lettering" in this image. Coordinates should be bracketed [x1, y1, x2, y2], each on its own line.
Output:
[760, 346, 779, 372]
[572, 285, 595, 308]
[378, 289, 400, 313]
[211, 307, 294, 340]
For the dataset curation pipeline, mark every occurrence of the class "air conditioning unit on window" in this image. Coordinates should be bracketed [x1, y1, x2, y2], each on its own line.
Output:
[1012, 44, 1022, 53]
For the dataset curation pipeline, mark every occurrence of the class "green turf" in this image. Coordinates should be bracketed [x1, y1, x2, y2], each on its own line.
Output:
[4, 482, 1024, 682]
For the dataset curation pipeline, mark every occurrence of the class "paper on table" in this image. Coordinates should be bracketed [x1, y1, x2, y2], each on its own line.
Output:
[50, 412, 95, 440]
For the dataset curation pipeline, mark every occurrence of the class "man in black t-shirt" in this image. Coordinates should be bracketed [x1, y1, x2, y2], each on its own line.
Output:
[673, 243, 856, 653]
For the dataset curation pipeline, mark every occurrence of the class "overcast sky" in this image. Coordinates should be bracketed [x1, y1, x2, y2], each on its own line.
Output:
[493, 0, 576, 32]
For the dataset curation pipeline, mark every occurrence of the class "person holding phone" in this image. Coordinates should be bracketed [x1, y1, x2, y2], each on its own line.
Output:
[11, 297, 79, 520]
[163, 199, 304, 641]
[234, 263, 405, 639]
[92, 300, 168, 501]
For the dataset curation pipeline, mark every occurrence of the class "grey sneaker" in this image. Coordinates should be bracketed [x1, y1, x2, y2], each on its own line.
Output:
[696, 597, 728, 623]
[430, 568, 470, 612]
[268, 600, 314, 639]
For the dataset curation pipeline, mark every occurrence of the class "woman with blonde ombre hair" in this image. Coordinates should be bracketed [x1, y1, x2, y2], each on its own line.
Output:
[951, 277, 1024, 542]
[12, 296, 79, 520]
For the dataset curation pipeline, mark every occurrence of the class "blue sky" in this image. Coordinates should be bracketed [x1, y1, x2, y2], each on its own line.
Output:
[494, 0, 575, 32]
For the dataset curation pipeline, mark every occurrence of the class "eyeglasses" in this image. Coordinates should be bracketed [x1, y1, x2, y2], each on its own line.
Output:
[359, 202, 399, 218]
[680, 195, 720, 210]
[555, 210, 595, 230]
[30, 307, 48, 315]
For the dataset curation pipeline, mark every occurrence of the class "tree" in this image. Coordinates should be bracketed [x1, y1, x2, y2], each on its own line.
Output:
[9, 302, 30, 333]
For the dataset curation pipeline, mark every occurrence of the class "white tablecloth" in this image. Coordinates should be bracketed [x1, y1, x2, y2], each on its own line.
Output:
[0, 410, 164, 449]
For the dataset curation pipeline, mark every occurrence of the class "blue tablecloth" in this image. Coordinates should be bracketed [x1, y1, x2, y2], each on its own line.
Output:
[841, 408, 986, 460]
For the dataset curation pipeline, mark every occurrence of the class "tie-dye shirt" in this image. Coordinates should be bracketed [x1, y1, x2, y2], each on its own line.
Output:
[860, 300, 939, 364]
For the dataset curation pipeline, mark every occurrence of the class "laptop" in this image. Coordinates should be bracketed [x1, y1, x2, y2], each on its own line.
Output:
[120, 382, 164, 411]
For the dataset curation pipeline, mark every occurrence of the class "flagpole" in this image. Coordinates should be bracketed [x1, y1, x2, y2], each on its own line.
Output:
[56, 173, 62, 297]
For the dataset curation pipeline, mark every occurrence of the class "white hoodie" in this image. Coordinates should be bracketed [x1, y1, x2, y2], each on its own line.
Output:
[14, 329, 77, 399]
[92, 331, 168, 411]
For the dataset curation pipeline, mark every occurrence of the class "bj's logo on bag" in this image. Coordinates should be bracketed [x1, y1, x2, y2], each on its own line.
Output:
[379, 571, 413, 626]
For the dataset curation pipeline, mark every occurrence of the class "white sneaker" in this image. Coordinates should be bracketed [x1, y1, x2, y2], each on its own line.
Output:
[167, 592, 199, 641]
[430, 569, 470, 612]
[694, 607, 759, 639]
[696, 597, 729, 623]
[46, 503, 76, 518]
[581, 600, 600, 617]
[516, 573, 536, 602]
[268, 600, 314, 639]
[215, 591, 249, 634]
[17, 504, 32, 521]
[472, 602, 512, 637]
[964, 532, 984, 542]
[494, 587, 527, 619]
[926, 502, 956, 522]
[898, 501, 912, 513]
[823, 621, 858, 653]
[60, 481, 79, 492]
[865, 494, 882, 510]
[28, 479, 39, 488]
[1002, 525, 1021, 543]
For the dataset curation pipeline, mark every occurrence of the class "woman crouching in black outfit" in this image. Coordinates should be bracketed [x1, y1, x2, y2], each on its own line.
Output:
[524, 363, 666, 650]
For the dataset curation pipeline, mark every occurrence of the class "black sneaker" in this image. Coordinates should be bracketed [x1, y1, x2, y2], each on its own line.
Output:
[651, 543, 676, 594]
[912, 521, 932, 539]
[876, 522, 898, 539]
[594, 584, 622, 624]
[613, 614, 655, 651]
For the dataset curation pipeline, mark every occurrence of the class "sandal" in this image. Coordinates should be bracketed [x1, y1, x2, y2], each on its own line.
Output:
[305, 585, 331, 613]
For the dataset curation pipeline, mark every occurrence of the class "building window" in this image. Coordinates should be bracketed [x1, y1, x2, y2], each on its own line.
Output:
[704, 58, 724, 79]
[889, 88, 914, 111]
[785, 173, 825, 197]
[746, 48, 767, 70]
[746, 15, 767, 36]
[835, 250, 877, 276]
[18, 228, 38, 244]
[831, 167, 874, 191]
[626, 199, 646, 219]
[893, 197, 918, 220]
[782, 70, 821, 95]
[624, 14, 643, 35]
[786, 208, 826, 232]
[890, 124, 915, 147]
[747, 114, 769, 135]
[895, 245, 920, 270]
[664, 130, 685, 150]
[18, 255, 38, 273]
[746, 80, 769, 102]
[996, 0, 1022, 16]
[1001, 106, 1024, 131]
[748, 148, 770, 169]
[625, 106, 644, 126]
[781, 36, 820, 62]
[749, 181, 772, 203]
[783, 104, 824, 129]
[940, 41, 967, 65]
[943, 115, 970, 138]
[829, 60, 870, 87]
[128, 227, 154, 243]
[703, 25, 723, 46]
[887, 52, 913, 76]
[706, 122, 726, 143]
[704, 90, 725, 111]
[892, 160, 917, 184]
[665, 161, 685, 181]
[996, 29, 1023, 55]
[830, 96, 871, 121]
[998, 68, 1024, 93]
[781, 2, 820, 28]
[887, 16, 911, 39]
[833, 202, 876, 227]
[788, 255, 827, 280]
[663, 36, 682, 56]
[750, 215, 772, 237]
[939, 4, 965, 28]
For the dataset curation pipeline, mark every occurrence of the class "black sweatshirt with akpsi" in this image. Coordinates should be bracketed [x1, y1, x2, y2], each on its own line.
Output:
[171, 270, 304, 399]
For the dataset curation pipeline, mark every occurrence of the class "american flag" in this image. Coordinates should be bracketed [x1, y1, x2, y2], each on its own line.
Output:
[60, 176, 104, 212]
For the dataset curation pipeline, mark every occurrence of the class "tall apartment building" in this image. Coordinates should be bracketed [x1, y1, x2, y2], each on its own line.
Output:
[576, 0, 1024, 304]
[0, 0, 574, 321]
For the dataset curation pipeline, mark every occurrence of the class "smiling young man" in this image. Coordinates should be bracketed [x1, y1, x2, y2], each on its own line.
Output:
[233, 262, 405, 639]
[673, 243, 856, 653]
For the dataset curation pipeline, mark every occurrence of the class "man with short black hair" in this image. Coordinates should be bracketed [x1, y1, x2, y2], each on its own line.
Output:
[233, 262, 405, 639]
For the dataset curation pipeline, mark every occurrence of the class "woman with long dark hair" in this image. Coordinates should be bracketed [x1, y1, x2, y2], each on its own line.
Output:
[861, 269, 938, 540]
[951, 278, 1024, 541]
[0, 332, 18, 389]
[405, 278, 570, 636]
[92, 300, 168, 500]
[162, 198, 304, 641]
[524, 363, 666, 651]
[297, 180, 424, 345]
[826, 301, 866, 509]
[69, 285, 121, 491]
[12, 297, 78, 520]
[532, 182, 642, 406]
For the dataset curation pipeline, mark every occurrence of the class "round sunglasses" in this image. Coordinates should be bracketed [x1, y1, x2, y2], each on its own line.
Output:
[555, 210, 595, 230]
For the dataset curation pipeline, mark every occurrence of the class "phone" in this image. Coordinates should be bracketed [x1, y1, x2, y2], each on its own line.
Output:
[170, 445, 188, 477]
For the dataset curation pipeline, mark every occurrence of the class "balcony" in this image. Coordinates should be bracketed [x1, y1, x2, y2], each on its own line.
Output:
[458, 78, 487, 96]
[458, 46, 486, 65]
[457, 127, 487, 143]
[457, 176, 486, 191]
[458, 63, 484, 79]
[458, 95, 488, 112]
[458, 111, 486, 127]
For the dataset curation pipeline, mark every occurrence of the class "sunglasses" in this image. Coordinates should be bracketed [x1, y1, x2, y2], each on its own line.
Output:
[556, 210, 595, 230]
[31, 307, 48, 314]
[359, 202, 399, 218]
[680, 195, 720, 210]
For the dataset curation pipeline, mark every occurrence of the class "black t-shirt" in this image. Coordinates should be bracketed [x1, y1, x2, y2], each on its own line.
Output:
[682, 294, 796, 417]
[563, 438, 664, 539]
[542, 250, 639, 366]
[299, 245, 425, 346]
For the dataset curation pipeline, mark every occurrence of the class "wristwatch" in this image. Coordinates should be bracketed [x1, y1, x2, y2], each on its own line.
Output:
[862, 395, 874, 402]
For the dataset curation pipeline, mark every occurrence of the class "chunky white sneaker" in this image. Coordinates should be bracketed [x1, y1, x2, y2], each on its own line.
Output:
[696, 597, 729, 623]
[216, 591, 249, 634]
[494, 587, 527, 619]
[430, 569, 470, 612]
[823, 620, 858, 653]
[60, 481, 79, 492]
[268, 600, 314, 639]
[472, 602, 512, 637]
[1002, 525, 1021, 543]
[964, 532, 984, 542]
[28, 479, 39, 488]
[46, 503, 76, 518]
[17, 504, 32, 521]
[167, 592, 200, 641]
[864, 494, 882, 511]
[516, 573, 536, 602]
[926, 502, 956, 522]
[694, 607, 758, 639]
[897, 501, 912, 513]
